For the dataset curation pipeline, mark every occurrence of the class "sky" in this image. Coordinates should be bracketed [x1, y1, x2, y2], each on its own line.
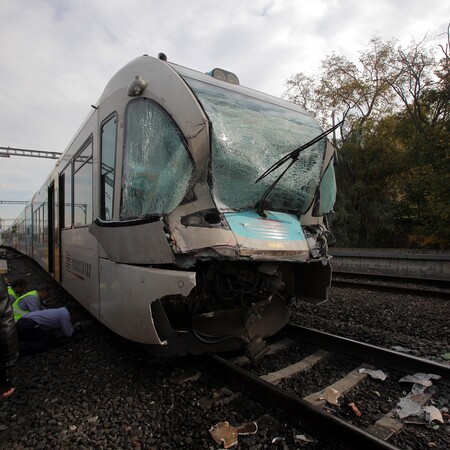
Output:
[0, 0, 448, 227]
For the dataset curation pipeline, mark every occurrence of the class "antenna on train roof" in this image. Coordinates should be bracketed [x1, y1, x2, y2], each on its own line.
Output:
[158, 53, 167, 61]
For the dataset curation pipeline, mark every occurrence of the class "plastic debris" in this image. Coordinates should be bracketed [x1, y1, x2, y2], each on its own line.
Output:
[271, 437, 285, 445]
[399, 373, 441, 387]
[396, 397, 445, 423]
[348, 402, 362, 417]
[359, 368, 388, 380]
[320, 387, 340, 405]
[392, 346, 412, 353]
[209, 422, 238, 448]
[294, 434, 315, 446]
[423, 406, 444, 423]
[397, 398, 422, 419]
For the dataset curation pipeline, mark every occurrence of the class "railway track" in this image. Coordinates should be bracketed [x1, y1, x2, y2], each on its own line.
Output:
[201, 324, 450, 449]
[331, 248, 450, 283]
[332, 277, 450, 300]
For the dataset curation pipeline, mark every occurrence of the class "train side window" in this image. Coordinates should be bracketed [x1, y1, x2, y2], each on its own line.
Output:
[121, 99, 194, 219]
[61, 168, 73, 228]
[73, 140, 93, 226]
[100, 115, 117, 220]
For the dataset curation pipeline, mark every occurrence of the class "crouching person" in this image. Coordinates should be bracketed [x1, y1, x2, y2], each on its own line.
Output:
[0, 276, 19, 399]
[16, 307, 74, 356]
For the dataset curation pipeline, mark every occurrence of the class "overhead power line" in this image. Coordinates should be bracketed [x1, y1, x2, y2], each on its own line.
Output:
[0, 201, 29, 205]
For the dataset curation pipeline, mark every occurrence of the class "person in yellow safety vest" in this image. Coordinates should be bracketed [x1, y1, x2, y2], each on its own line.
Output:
[1, 276, 19, 400]
[7, 279, 27, 304]
[12, 286, 50, 322]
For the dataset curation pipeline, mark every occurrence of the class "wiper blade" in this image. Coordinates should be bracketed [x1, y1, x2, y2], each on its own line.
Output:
[255, 120, 343, 217]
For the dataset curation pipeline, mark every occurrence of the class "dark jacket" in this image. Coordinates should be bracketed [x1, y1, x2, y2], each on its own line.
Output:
[0, 276, 19, 369]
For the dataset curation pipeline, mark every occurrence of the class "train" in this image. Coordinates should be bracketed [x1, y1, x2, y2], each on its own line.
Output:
[2, 53, 338, 357]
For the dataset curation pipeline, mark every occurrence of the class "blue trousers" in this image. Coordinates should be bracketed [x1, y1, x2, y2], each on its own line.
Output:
[16, 318, 58, 355]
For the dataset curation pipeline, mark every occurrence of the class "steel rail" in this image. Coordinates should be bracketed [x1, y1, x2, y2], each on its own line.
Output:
[206, 354, 399, 450]
[286, 324, 450, 381]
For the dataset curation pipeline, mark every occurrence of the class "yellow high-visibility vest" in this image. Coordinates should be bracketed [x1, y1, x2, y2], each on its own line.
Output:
[7, 286, 18, 301]
[12, 289, 39, 322]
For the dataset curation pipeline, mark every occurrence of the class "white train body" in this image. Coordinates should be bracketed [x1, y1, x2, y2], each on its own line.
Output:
[5, 55, 337, 355]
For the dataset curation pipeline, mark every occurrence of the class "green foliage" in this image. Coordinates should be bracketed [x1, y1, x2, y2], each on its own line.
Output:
[284, 26, 450, 249]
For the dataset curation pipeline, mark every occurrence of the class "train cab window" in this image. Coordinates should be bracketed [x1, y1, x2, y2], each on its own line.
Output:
[312, 158, 337, 216]
[100, 115, 117, 220]
[121, 99, 194, 219]
[73, 140, 93, 226]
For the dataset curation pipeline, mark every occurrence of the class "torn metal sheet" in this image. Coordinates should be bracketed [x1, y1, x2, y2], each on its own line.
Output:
[359, 368, 388, 381]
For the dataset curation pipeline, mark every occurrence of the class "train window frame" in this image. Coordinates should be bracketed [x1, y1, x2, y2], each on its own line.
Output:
[120, 98, 196, 220]
[312, 157, 337, 217]
[60, 162, 73, 229]
[73, 137, 94, 227]
[100, 113, 118, 221]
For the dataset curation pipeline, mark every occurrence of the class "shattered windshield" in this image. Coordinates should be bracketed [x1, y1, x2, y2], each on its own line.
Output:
[121, 99, 194, 219]
[183, 77, 330, 214]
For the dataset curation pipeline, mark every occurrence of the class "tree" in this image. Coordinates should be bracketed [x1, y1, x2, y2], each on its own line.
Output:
[284, 28, 450, 248]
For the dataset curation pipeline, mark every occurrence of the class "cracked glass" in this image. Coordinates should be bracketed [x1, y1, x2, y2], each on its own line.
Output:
[121, 99, 194, 219]
[183, 77, 330, 214]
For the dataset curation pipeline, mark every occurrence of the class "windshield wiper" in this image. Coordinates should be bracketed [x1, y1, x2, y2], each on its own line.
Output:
[255, 120, 343, 217]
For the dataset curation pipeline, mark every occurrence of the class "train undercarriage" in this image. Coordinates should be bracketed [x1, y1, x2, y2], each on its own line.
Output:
[150, 259, 331, 357]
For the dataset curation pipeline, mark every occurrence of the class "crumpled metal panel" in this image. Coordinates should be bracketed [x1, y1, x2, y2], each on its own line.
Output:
[89, 219, 175, 264]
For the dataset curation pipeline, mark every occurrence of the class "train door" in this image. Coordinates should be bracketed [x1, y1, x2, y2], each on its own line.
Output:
[57, 172, 68, 283]
[47, 182, 55, 275]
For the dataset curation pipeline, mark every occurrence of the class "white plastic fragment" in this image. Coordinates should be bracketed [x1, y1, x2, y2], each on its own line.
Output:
[391, 346, 412, 353]
[423, 406, 444, 423]
[399, 373, 441, 387]
[294, 433, 315, 446]
[397, 398, 422, 419]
